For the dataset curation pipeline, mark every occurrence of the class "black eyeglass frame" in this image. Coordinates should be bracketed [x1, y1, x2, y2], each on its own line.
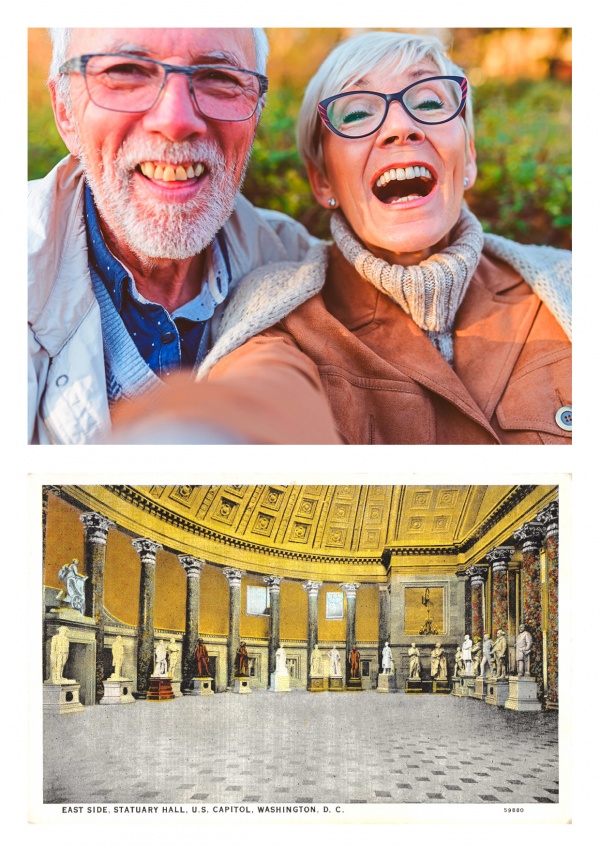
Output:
[59, 53, 269, 121]
[317, 75, 468, 139]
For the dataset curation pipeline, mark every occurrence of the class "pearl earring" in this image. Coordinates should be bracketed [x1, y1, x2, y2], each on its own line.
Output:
[328, 197, 337, 208]
[463, 177, 469, 188]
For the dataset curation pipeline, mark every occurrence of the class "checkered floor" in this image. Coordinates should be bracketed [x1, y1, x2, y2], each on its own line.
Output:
[43, 690, 558, 805]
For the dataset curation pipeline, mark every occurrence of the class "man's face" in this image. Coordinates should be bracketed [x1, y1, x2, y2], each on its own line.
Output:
[53, 28, 258, 261]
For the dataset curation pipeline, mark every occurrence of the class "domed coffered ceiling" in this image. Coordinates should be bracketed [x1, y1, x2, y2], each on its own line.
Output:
[60, 484, 550, 581]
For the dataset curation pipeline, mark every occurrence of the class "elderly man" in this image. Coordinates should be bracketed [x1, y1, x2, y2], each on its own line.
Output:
[29, 28, 336, 444]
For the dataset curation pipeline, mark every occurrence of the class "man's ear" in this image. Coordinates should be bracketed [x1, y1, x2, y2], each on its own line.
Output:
[49, 79, 80, 156]
[306, 159, 336, 210]
[464, 135, 477, 190]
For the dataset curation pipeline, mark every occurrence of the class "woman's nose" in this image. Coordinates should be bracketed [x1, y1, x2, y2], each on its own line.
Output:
[375, 99, 426, 146]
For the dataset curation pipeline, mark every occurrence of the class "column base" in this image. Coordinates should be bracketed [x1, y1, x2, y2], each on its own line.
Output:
[376, 673, 397, 692]
[505, 676, 542, 711]
[43, 681, 84, 714]
[170, 681, 182, 698]
[270, 672, 290, 692]
[485, 677, 510, 707]
[147, 677, 174, 701]
[100, 679, 135, 705]
[345, 677, 362, 692]
[233, 677, 252, 694]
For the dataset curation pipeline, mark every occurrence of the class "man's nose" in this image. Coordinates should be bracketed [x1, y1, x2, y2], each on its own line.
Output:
[142, 70, 207, 141]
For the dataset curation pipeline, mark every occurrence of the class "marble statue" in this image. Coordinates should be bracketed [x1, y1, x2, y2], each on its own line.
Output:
[194, 638, 210, 677]
[480, 634, 494, 678]
[349, 644, 361, 679]
[493, 629, 508, 678]
[328, 646, 342, 677]
[408, 644, 421, 679]
[310, 644, 322, 676]
[49, 626, 74, 684]
[57, 559, 87, 615]
[382, 642, 393, 674]
[454, 646, 464, 677]
[154, 640, 168, 677]
[236, 641, 249, 676]
[516, 624, 533, 676]
[167, 638, 180, 679]
[275, 646, 288, 675]
[110, 635, 125, 679]
[461, 635, 473, 674]
[430, 643, 447, 680]
[471, 637, 482, 676]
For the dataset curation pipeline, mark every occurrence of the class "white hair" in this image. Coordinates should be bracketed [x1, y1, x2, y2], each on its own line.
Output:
[297, 30, 474, 172]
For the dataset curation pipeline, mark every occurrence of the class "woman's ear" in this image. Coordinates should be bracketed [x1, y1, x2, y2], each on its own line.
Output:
[49, 80, 80, 156]
[464, 136, 477, 190]
[306, 159, 336, 209]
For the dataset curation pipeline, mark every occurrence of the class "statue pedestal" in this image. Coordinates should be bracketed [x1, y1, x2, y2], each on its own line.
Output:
[200, 678, 214, 695]
[346, 677, 362, 692]
[474, 676, 489, 700]
[147, 677, 174, 701]
[308, 675, 326, 692]
[451, 676, 462, 696]
[377, 672, 397, 692]
[170, 681, 182, 697]
[404, 678, 423, 694]
[270, 672, 290, 692]
[432, 679, 451, 694]
[328, 675, 344, 691]
[505, 676, 541, 711]
[100, 679, 135, 705]
[461, 673, 476, 697]
[486, 677, 509, 707]
[233, 677, 251, 694]
[43, 681, 84, 714]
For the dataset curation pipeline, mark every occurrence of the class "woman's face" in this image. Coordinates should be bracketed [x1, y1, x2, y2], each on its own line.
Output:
[308, 62, 477, 265]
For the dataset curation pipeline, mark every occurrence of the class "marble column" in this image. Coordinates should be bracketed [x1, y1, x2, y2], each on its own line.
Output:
[378, 584, 391, 672]
[178, 555, 205, 691]
[223, 568, 243, 688]
[302, 581, 322, 679]
[132, 538, 162, 698]
[513, 520, 545, 685]
[264, 576, 282, 677]
[538, 501, 559, 708]
[466, 566, 488, 641]
[486, 546, 514, 638]
[80, 512, 115, 702]
[464, 574, 472, 638]
[341, 583, 360, 681]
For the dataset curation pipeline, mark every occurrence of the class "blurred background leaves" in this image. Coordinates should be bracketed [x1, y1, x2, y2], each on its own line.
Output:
[29, 27, 571, 249]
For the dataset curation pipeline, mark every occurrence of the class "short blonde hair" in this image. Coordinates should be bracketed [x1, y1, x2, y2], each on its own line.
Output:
[297, 30, 474, 172]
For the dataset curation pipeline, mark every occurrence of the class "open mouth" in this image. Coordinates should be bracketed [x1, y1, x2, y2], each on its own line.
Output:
[373, 165, 435, 204]
[138, 161, 206, 182]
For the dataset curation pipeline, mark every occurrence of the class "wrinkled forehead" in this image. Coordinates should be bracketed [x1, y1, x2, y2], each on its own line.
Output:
[69, 27, 256, 68]
[343, 58, 442, 94]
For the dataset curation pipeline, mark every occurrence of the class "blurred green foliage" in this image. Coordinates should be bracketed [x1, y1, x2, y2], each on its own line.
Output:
[29, 78, 571, 249]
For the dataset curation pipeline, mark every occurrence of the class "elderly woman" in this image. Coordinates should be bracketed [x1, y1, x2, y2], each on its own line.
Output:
[115, 31, 571, 444]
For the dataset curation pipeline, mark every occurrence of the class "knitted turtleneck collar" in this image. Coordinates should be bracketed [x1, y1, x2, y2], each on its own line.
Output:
[330, 206, 484, 364]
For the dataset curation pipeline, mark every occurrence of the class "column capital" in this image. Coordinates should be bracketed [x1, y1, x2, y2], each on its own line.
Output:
[340, 583, 360, 599]
[79, 512, 115, 544]
[485, 546, 515, 572]
[466, 565, 488, 587]
[537, 501, 559, 538]
[223, 567, 243, 589]
[132, 538, 162, 562]
[513, 521, 545, 552]
[264, 575, 282, 593]
[302, 580, 322, 598]
[379, 584, 391, 594]
[178, 555, 205, 577]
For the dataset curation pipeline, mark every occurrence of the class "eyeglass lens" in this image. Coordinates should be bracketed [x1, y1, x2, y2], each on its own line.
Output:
[84, 55, 262, 119]
[326, 78, 464, 136]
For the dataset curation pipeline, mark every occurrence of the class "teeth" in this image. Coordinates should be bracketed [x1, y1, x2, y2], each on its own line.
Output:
[139, 162, 205, 182]
[375, 166, 432, 188]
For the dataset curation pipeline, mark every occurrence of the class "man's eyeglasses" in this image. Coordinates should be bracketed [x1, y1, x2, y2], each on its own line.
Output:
[59, 53, 269, 122]
[318, 76, 468, 139]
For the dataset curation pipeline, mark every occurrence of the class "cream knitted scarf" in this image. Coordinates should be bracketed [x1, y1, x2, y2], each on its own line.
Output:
[330, 207, 485, 364]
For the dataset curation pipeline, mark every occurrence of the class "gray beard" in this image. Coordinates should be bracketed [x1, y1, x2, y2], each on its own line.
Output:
[78, 135, 250, 261]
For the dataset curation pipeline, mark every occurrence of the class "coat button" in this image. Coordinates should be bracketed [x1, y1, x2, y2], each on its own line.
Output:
[161, 332, 176, 345]
[555, 406, 572, 431]
[55, 374, 69, 387]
